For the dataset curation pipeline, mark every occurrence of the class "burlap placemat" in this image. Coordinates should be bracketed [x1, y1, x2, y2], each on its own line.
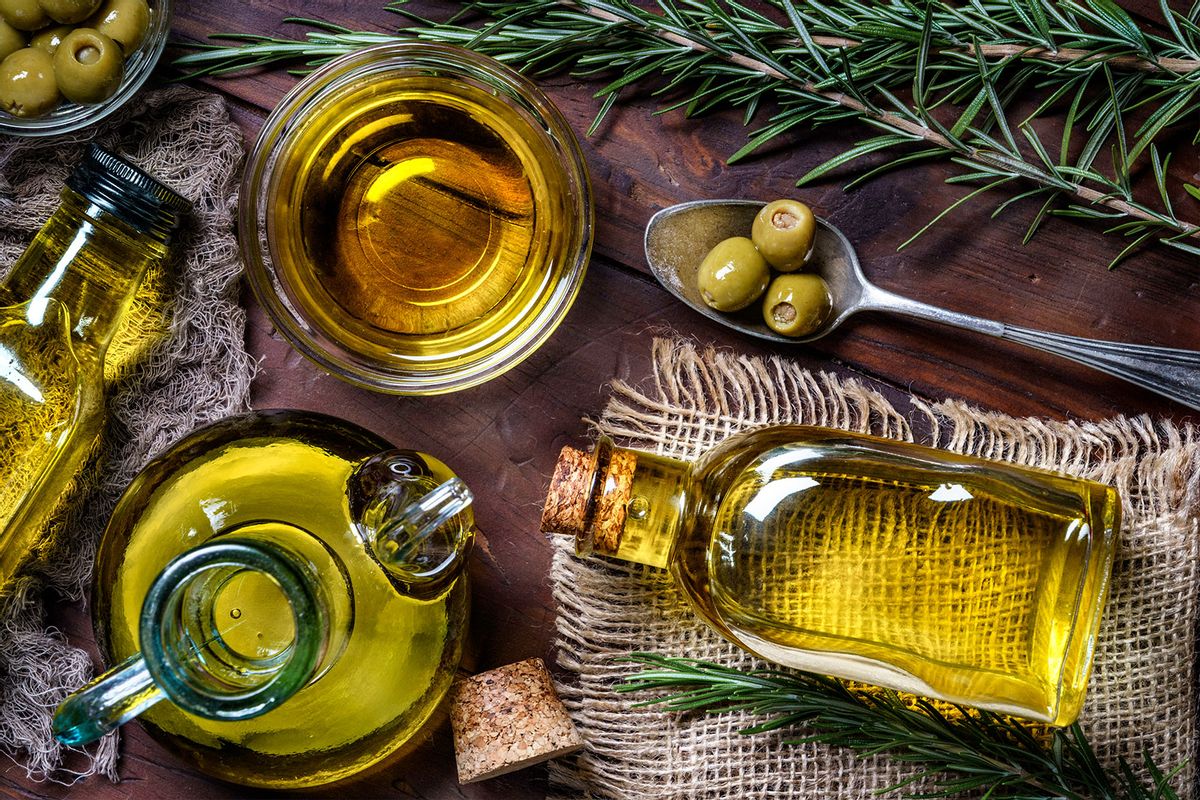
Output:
[549, 337, 1199, 799]
[0, 85, 252, 782]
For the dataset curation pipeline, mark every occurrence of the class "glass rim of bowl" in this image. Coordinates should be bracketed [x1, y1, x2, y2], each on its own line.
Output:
[239, 41, 594, 396]
[0, 0, 173, 137]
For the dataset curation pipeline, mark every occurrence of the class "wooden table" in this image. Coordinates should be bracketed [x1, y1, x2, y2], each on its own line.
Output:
[6, 1, 1196, 798]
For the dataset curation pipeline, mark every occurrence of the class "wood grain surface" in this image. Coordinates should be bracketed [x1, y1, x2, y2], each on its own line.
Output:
[3, 1, 1197, 798]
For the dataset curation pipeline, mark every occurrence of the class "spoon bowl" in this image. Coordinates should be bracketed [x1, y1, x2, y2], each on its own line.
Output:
[645, 198, 1200, 411]
[645, 199, 864, 343]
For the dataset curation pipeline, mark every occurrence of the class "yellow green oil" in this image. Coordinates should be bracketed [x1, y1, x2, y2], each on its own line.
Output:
[609, 428, 1117, 725]
[95, 419, 469, 788]
[0, 192, 166, 592]
[270, 73, 574, 371]
[0, 301, 96, 587]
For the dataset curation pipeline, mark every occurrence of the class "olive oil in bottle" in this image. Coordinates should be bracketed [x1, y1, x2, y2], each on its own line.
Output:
[542, 426, 1119, 725]
[268, 71, 575, 370]
[0, 146, 187, 592]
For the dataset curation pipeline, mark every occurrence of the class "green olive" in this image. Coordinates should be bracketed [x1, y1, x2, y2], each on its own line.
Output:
[0, 0, 47, 30]
[30, 24, 71, 54]
[39, 0, 100, 24]
[0, 18, 23, 61]
[53, 28, 122, 104]
[86, 0, 147, 52]
[751, 198, 816, 272]
[762, 273, 831, 338]
[697, 236, 770, 312]
[0, 47, 59, 116]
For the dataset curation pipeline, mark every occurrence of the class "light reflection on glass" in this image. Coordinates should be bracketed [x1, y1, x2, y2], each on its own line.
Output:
[744, 476, 820, 521]
[0, 343, 44, 402]
[928, 483, 973, 502]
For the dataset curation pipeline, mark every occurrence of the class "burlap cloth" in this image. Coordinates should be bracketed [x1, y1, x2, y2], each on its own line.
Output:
[549, 337, 1199, 799]
[0, 86, 252, 781]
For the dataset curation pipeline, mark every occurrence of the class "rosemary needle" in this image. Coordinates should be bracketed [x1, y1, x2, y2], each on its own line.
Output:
[616, 654, 1185, 799]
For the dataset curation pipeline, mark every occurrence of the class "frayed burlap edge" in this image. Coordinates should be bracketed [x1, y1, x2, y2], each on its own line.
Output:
[0, 85, 253, 784]
[548, 336, 1199, 800]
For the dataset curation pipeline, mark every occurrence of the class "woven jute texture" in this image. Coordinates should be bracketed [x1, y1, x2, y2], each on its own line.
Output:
[0, 86, 252, 782]
[548, 337, 1200, 799]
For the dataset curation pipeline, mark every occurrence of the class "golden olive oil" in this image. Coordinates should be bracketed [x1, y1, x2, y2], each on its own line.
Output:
[0, 151, 182, 592]
[0, 301, 97, 583]
[270, 74, 571, 367]
[545, 427, 1119, 725]
[96, 415, 469, 788]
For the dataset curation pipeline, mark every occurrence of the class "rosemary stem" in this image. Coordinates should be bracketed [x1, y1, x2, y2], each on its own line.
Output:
[808, 35, 1200, 74]
[571, 1, 1200, 241]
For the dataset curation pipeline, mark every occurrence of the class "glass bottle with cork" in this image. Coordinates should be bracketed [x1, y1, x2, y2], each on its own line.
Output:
[0, 144, 189, 591]
[542, 426, 1120, 725]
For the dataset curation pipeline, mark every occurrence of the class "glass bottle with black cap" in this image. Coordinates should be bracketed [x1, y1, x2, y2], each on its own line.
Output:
[0, 144, 190, 591]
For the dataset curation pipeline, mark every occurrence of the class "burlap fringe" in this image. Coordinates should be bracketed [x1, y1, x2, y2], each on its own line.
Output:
[548, 336, 1199, 799]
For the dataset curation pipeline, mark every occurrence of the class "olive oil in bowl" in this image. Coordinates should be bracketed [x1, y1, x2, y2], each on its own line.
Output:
[243, 44, 592, 394]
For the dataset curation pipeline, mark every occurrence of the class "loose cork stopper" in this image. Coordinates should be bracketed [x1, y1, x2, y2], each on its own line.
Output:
[541, 445, 591, 537]
[449, 658, 584, 784]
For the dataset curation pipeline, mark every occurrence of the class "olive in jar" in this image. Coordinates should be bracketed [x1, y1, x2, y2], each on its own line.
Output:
[40, 0, 101, 24]
[762, 273, 831, 337]
[86, 0, 148, 52]
[0, 17, 23, 60]
[0, 46, 59, 116]
[30, 24, 71, 54]
[53, 27, 122, 104]
[0, 0, 47, 30]
[751, 198, 816, 272]
[697, 236, 770, 312]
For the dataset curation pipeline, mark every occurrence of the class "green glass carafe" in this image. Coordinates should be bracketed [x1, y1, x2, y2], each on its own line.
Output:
[53, 410, 474, 788]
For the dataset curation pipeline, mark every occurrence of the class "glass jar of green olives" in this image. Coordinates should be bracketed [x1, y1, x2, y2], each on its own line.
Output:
[0, 0, 167, 136]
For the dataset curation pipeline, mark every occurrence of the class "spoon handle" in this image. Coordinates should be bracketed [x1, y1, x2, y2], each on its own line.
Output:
[1002, 326, 1200, 410]
[862, 284, 1200, 410]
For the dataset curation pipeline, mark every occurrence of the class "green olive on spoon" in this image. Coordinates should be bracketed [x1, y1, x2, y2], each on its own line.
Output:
[644, 198, 1200, 410]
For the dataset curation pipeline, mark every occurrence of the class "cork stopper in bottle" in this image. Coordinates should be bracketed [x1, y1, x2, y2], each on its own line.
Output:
[592, 448, 635, 555]
[541, 441, 637, 556]
[540, 445, 592, 538]
[449, 657, 584, 784]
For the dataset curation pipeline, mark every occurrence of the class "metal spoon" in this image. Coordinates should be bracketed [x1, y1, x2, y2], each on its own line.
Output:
[645, 198, 1200, 411]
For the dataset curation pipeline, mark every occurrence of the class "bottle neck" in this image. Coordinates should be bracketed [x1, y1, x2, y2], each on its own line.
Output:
[52, 527, 353, 746]
[543, 437, 688, 569]
[2, 189, 169, 358]
[142, 530, 347, 719]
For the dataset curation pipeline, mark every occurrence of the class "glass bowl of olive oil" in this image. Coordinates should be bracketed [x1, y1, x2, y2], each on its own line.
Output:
[240, 42, 593, 395]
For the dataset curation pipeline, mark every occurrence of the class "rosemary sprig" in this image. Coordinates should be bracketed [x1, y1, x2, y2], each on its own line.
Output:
[173, 1, 1200, 264]
[617, 653, 1185, 799]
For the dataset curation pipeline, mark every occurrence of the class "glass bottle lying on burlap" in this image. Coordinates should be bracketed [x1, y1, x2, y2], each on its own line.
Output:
[52, 411, 475, 788]
[542, 426, 1120, 725]
[0, 144, 189, 592]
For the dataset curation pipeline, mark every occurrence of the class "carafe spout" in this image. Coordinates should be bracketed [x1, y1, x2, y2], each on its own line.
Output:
[349, 451, 474, 599]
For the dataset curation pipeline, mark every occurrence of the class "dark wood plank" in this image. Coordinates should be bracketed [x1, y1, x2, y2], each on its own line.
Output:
[168, 0, 1200, 423]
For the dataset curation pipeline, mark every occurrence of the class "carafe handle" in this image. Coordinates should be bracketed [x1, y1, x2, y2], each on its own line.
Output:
[349, 451, 475, 599]
[53, 654, 163, 746]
